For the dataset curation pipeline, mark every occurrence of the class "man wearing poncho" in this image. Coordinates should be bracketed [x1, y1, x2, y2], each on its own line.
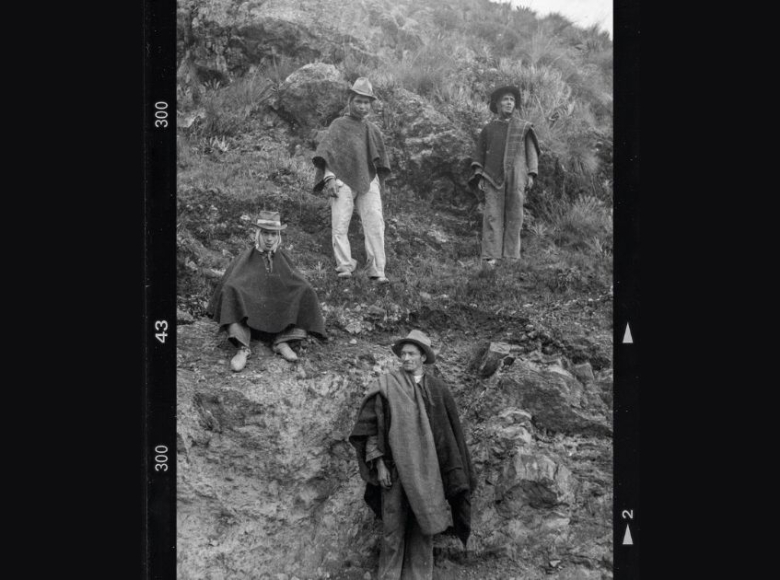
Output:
[470, 85, 541, 266]
[312, 77, 392, 283]
[349, 330, 476, 580]
[207, 211, 327, 371]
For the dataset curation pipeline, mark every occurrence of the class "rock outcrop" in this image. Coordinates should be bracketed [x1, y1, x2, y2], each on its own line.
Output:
[177, 0, 382, 80]
[274, 63, 348, 130]
[380, 88, 475, 199]
[177, 320, 612, 579]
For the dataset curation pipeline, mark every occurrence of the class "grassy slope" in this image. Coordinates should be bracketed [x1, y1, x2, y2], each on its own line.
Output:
[176, 0, 613, 366]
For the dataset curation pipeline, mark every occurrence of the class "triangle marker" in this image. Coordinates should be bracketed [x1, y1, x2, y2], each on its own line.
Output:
[623, 323, 633, 344]
[623, 524, 633, 545]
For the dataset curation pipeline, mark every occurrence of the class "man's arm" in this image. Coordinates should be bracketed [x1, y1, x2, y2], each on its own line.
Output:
[374, 457, 392, 488]
[469, 127, 488, 190]
[468, 125, 488, 195]
[366, 435, 392, 488]
[525, 129, 539, 190]
[320, 165, 339, 198]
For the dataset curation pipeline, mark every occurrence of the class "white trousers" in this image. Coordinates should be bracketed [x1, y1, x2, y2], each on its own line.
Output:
[330, 176, 386, 277]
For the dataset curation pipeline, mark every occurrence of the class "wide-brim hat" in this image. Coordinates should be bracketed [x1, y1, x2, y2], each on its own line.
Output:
[348, 77, 376, 101]
[392, 329, 436, 364]
[252, 210, 287, 231]
[489, 85, 522, 113]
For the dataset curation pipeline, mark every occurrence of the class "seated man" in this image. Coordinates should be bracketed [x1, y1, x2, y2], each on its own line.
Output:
[207, 210, 327, 371]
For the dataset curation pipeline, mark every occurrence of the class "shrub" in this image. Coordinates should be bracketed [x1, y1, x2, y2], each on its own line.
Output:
[191, 72, 274, 140]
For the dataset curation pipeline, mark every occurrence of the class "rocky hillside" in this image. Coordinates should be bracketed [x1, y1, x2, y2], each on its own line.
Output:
[175, 0, 614, 578]
[177, 315, 612, 580]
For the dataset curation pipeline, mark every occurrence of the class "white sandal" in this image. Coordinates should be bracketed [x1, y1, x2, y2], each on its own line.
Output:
[274, 342, 299, 361]
[230, 346, 251, 372]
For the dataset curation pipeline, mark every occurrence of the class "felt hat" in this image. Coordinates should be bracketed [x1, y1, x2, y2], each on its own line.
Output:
[489, 85, 522, 113]
[392, 330, 436, 364]
[348, 77, 377, 101]
[252, 210, 287, 231]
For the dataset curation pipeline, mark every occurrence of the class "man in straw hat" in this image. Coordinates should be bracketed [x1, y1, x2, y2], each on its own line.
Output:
[349, 330, 476, 579]
[312, 77, 392, 283]
[207, 211, 327, 370]
[469, 85, 541, 267]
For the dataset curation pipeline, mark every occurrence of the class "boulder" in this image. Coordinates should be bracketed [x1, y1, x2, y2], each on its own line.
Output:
[177, 0, 378, 77]
[477, 341, 514, 377]
[382, 88, 474, 197]
[496, 451, 576, 511]
[494, 360, 612, 438]
[275, 63, 347, 129]
[571, 361, 595, 384]
[177, 308, 196, 325]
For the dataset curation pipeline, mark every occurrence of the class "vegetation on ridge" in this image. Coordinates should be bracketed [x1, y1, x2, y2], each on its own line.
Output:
[176, 0, 613, 355]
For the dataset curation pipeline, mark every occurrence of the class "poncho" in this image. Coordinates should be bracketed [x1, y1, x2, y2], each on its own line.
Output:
[470, 114, 540, 190]
[207, 246, 326, 338]
[349, 371, 477, 546]
[312, 115, 391, 195]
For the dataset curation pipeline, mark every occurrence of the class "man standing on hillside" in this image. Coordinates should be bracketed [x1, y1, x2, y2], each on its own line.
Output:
[312, 77, 392, 283]
[469, 85, 541, 267]
[349, 330, 476, 580]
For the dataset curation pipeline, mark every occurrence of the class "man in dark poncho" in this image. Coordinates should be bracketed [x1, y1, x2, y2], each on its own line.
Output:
[469, 85, 541, 267]
[207, 211, 327, 371]
[312, 77, 392, 283]
[349, 330, 476, 580]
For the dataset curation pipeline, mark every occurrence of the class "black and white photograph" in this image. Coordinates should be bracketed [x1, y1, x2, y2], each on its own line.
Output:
[144, 0, 638, 578]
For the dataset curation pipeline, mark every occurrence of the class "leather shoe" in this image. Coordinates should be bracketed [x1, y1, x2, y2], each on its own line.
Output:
[274, 341, 299, 361]
[230, 346, 251, 372]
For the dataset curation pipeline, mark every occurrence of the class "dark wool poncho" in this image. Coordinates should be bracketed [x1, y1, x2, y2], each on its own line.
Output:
[207, 246, 326, 338]
[349, 372, 477, 547]
[312, 115, 391, 194]
[470, 115, 540, 190]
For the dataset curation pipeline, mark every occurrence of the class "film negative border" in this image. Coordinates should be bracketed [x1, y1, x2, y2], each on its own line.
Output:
[142, 1, 640, 578]
[143, 0, 177, 578]
[614, 0, 640, 577]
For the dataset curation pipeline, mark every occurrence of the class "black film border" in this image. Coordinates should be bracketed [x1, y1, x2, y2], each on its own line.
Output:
[142, 0, 177, 578]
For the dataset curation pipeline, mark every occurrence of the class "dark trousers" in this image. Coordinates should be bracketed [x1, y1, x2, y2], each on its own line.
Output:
[378, 468, 433, 580]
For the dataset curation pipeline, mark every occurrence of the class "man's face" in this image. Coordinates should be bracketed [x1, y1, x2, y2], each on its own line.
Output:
[399, 343, 426, 375]
[257, 228, 279, 251]
[499, 93, 515, 115]
[350, 95, 373, 119]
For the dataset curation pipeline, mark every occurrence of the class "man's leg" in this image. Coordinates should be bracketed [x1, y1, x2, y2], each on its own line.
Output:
[272, 326, 307, 362]
[226, 322, 251, 348]
[356, 177, 387, 278]
[378, 467, 408, 580]
[330, 180, 358, 275]
[226, 322, 251, 372]
[481, 180, 505, 261]
[502, 182, 525, 260]
[402, 511, 433, 580]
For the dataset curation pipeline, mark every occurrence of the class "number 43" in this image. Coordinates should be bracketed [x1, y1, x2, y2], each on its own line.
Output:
[155, 320, 168, 344]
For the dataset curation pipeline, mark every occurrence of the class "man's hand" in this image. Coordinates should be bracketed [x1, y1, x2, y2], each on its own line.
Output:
[526, 175, 535, 191]
[376, 458, 392, 489]
[472, 176, 485, 204]
[324, 178, 339, 198]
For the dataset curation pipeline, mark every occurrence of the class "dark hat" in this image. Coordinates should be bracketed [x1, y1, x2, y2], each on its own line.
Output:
[489, 85, 522, 114]
[348, 77, 376, 101]
[252, 210, 287, 231]
[392, 329, 436, 364]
